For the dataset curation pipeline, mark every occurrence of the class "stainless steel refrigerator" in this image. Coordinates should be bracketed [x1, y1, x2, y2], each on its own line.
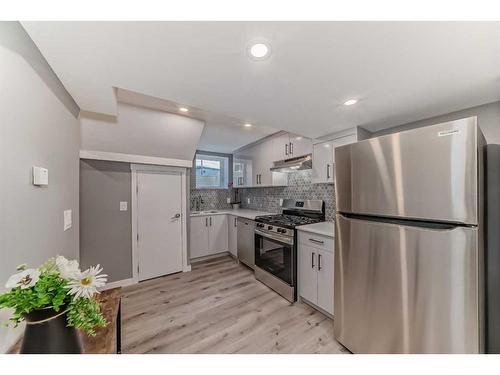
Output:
[334, 117, 485, 353]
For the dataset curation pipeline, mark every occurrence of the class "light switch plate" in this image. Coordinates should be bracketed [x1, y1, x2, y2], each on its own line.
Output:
[226, 197, 231, 204]
[247, 198, 251, 204]
[33, 166, 48, 186]
[120, 201, 128, 211]
[63, 210, 72, 231]
[279, 198, 284, 206]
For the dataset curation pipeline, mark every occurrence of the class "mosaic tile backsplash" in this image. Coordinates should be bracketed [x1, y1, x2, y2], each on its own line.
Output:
[190, 169, 335, 221]
[238, 170, 335, 221]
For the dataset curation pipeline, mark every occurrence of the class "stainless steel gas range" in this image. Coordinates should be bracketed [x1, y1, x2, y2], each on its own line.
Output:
[254, 199, 325, 302]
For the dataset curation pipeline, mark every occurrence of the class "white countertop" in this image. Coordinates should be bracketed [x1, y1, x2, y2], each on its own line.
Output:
[297, 221, 335, 237]
[190, 208, 274, 220]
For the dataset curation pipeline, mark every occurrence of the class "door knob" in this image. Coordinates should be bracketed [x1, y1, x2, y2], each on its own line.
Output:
[171, 213, 181, 219]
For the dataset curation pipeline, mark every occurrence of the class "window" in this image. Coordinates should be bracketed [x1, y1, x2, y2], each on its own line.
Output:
[195, 153, 229, 189]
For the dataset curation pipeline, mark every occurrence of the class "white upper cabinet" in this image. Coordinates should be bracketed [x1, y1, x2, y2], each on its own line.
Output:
[312, 127, 370, 184]
[234, 136, 287, 188]
[312, 140, 334, 184]
[233, 157, 253, 188]
[289, 133, 313, 158]
[273, 133, 312, 161]
[273, 133, 293, 161]
[258, 139, 274, 186]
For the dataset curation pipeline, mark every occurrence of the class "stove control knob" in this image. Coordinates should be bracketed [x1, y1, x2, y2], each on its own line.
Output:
[279, 229, 286, 233]
[268, 226, 273, 230]
[257, 223, 264, 228]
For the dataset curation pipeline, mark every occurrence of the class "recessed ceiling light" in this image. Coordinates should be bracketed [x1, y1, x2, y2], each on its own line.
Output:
[179, 107, 189, 112]
[343, 99, 358, 106]
[247, 41, 271, 61]
[244, 123, 253, 127]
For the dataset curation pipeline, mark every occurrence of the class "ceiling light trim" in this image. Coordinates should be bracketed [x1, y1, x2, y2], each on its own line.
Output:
[247, 39, 272, 61]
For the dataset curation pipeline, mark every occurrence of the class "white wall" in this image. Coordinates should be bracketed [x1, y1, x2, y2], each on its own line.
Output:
[373, 101, 500, 144]
[80, 102, 205, 163]
[0, 22, 80, 352]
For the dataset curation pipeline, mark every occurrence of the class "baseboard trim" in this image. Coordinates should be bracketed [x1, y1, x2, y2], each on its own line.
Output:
[100, 278, 136, 290]
[183, 265, 192, 272]
[299, 296, 334, 319]
[190, 251, 233, 264]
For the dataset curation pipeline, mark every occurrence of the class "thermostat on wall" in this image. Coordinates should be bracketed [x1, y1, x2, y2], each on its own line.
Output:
[32, 166, 48, 186]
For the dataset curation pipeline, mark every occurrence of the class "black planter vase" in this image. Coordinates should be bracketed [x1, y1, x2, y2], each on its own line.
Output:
[20, 306, 82, 354]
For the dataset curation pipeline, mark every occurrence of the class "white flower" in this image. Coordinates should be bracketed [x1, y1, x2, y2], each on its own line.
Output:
[5, 269, 40, 289]
[56, 255, 81, 280]
[66, 265, 107, 299]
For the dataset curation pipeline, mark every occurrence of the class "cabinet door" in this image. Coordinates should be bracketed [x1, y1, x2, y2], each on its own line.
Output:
[208, 215, 228, 254]
[317, 249, 334, 315]
[312, 140, 334, 184]
[298, 244, 318, 304]
[258, 139, 274, 186]
[190, 216, 209, 259]
[289, 133, 312, 158]
[272, 133, 291, 161]
[233, 158, 245, 187]
[228, 215, 238, 256]
[245, 143, 260, 186]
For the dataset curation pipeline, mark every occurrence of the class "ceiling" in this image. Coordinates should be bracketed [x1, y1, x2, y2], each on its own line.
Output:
[115, 88, 279, 152]
[23, 21, 500, 147]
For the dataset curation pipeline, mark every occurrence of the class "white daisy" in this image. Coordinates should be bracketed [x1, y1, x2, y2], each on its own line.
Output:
[5, 269, 40, 289]
[56, 255, 81, 280]
[66, 265, 107, 299]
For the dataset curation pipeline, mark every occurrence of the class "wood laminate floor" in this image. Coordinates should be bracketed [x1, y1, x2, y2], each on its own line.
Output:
[121, 255, 348, 354]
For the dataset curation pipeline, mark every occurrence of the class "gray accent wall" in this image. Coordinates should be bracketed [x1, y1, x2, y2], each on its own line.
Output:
[0, 22, 80, 352]
[80, 160, 132, 282]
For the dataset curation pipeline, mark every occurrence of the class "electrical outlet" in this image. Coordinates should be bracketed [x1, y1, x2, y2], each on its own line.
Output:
[247, 198, 251, 204]
[227, 197, 231, 204]
[279, 198, 284, 206]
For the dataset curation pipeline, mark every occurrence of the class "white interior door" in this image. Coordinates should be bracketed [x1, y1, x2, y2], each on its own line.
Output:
[137, 170, 183, 281]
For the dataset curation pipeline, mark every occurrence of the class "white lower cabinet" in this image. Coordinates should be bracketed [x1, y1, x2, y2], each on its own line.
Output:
[316, 249, 334, 314]
[228, 215, 238, 257]
[298, 245, 318, 303]
[298, 232, 334, 316]
[190, 215, 228, 259]
[190, 216, 209, 259]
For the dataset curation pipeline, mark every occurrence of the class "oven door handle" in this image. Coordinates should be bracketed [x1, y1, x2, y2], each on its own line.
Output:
[255, 229, 294, 246]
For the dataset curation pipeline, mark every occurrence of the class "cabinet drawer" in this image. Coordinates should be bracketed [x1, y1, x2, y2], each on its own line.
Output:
[298, 231, 334, 252]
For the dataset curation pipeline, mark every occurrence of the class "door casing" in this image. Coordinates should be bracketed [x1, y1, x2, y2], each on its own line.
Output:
[131, 164, 190, 283]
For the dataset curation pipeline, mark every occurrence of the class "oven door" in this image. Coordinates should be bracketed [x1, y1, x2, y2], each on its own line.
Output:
[254, 229, 294, 285]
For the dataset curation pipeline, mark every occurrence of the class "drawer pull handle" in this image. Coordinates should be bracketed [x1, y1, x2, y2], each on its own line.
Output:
[309, 238, 324, 244]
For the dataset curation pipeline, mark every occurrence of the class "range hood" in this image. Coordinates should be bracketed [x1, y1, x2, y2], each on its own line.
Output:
[270, 154, 312, 173]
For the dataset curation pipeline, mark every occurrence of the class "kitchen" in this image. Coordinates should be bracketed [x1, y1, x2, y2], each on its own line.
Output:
[2, 13, 500, 371]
